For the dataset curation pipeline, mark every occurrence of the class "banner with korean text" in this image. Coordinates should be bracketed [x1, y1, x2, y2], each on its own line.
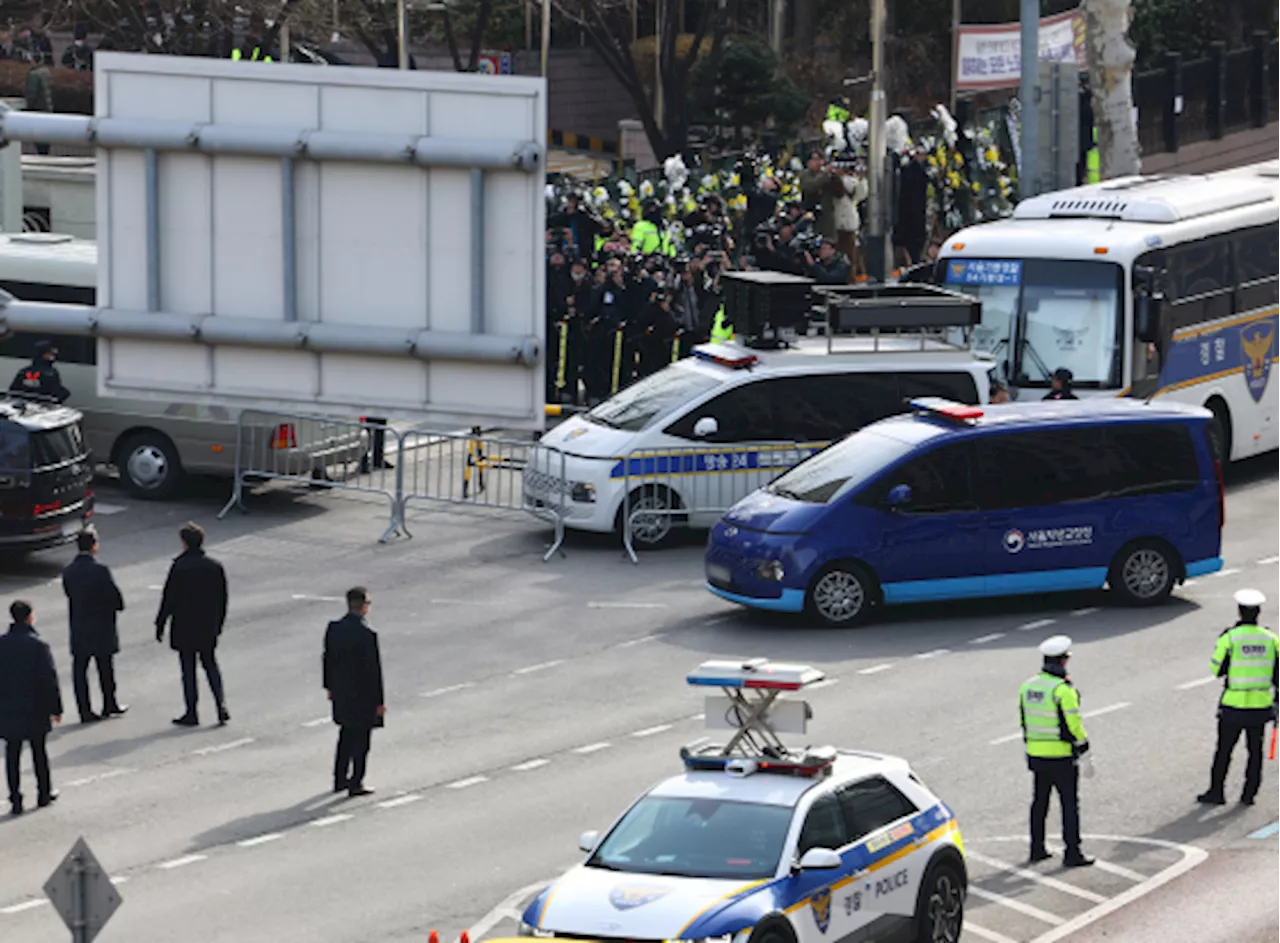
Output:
[955, 9, 1086, 92]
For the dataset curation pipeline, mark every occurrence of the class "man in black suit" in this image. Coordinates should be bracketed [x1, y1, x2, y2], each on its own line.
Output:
[0, 600, 63, 815]
[323, 587, 386, 798]
[155, 522, 230, 727]
[62, 528, 127, 724]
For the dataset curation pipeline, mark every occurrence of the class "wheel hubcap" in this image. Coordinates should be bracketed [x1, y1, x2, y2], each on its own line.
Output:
[813, 570, 865, 622]
[629, 495, 671, 545]
[127, 445, 169, 489]
[1123, 548, 1169, 599]
[926, 874, 962, 943]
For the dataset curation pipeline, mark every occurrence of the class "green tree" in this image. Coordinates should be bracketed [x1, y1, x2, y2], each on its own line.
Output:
[691, 39, 808, 144]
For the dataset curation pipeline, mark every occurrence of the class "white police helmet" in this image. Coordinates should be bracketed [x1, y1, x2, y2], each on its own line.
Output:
[1039, 635, 1073, 658]
[1234, 589, 1266, 608]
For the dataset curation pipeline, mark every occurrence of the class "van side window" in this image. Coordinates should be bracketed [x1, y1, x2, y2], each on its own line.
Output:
[771, 374, 901, 441]
[972, 428, 1109, 509]
[1167, 237, 1233, 329]
[837, 777, 917, 844]
[863, 442, 973, 513]
[1100, 424, 1199, 496]
[666, 380, 778, 442]
[797, 794, 850, 855]
[897, 372, 980, 405]
[0, 331, 96, 367]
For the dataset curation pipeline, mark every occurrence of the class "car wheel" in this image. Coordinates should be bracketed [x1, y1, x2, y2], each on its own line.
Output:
[119, 432, 182, 500]
[1206, 399, 1232, 464]
[914, 863, 964, 943]
[621, 486, 680, 549]
[806, 562, 874, 626]
[1110, 540, 1176, 606]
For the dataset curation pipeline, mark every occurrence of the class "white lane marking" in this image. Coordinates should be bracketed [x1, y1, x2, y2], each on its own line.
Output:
[430, 598, 503, 606]
[92, 503, 128, 515]
[1019, 618, 1057, 631]
[967, 886, 1063, 925]
[377, 794, 423, 809]
[446, 775, 490, 789]
[1089, 858, 1146, 883]
[989, 731, 1024, 746]
[237, 833, 284, 847]
[1213, 568, 1242, 578]
[632, 724, 673, 738]
[311, 813, 354, 827]
[1258, 556, 1280, 565]
[588, 601, 668, 609]
[573, 742, 611, 754]
[1177, 676, 1218, 690]
[467, 881, 556, 942]
[858, 663, 894, 675]
[915, 648, 950, 659]
[807, 678, 840, 690]
[1082, 701, 1131, 719]
[1072, 607, 1100, 617]
[1182, 579, 1199, 587]
[110, 876, 128, 886]
[1, 900, 48, 914]
[64, 768, 134, 787]
[147, 584, 164, 591]
[964, 849, 1107, 903]
[513, 660, 564, 675]
[421, 682, 475, 698]
[512, 758, 551, 772]
[961, 922, 1019, 943]
[688, 714, 706, 722]
[617, 633, 664, 647]
[158, 854, 207, 870]
[291, 593, 343, 602]
[192, 737, 255, 756]
[301, 717, 330, 728]
[969, 633, 1006, 645]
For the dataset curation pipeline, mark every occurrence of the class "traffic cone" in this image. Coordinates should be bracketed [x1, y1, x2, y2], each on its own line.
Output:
[429, 932, 439, 943]
[460, 933, 471, 943]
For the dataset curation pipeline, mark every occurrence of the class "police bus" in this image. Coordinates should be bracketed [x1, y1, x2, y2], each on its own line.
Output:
[937, 160, 1279, 462]
[0, 232, 366, 498]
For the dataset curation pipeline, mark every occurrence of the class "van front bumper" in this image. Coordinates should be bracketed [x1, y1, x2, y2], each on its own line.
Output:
[706, 583, 806, 613]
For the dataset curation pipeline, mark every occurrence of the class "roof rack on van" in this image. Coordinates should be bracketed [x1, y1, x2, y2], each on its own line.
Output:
[815, 283, 982, 355]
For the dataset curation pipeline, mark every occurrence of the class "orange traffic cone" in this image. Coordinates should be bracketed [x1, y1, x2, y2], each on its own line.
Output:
[460, 933, 471, 943]
[429, 932, 439, 943]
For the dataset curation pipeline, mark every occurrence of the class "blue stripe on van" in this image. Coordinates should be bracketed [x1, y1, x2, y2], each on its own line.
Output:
[1185, 557, 1224, 578]
[882, 567, 1109, 605]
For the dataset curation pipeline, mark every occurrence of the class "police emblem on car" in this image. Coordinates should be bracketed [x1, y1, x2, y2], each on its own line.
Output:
[608, 885, 670, 910]
[810, 887, 832, 933]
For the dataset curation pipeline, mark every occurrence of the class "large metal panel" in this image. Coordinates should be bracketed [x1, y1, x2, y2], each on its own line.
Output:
[84, 53, 545, 428]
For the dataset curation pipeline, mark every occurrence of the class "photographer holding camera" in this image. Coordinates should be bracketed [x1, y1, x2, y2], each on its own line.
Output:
[804, 237, 852, 286]
[756, 220, 804, 275]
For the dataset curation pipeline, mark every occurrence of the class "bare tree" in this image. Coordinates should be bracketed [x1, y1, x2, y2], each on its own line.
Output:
[1083, 0, 1140, 178]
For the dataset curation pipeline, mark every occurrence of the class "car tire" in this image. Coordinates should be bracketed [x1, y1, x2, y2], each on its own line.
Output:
[1109, 539, 1177, 606]
[913, 861, 964, 943]
[805, 561, 875, 627]
[619, 485, 682, 550]
[119, 431, 183, 500]
[746, 918, 795, 943]
[1206, 399, 1232, 464]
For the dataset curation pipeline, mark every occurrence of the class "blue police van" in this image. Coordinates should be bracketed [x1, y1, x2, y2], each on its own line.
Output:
[705, 398, 1226, 626]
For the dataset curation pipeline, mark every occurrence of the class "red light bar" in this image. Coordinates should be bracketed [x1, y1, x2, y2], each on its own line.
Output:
[744, 678, 805, 690]
[937, 404, 983, 420]
[692, 345, 758, 369]
[908, 398, 984, 422]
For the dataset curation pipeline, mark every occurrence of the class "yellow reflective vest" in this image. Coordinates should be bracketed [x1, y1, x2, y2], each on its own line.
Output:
[1085, 127, 1100, 183]
[1019, 671, 1088, 759]
[710, 306, 734, 343]
[231, 46, 273, 62]
[1212, 623, 1279, 710]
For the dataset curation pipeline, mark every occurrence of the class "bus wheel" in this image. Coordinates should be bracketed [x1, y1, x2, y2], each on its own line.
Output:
[1206, 399, 1232, 463]
[119, 432, 183, 500]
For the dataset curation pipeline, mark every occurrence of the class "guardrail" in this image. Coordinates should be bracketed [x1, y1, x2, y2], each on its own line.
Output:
[619, 442, 823, 563]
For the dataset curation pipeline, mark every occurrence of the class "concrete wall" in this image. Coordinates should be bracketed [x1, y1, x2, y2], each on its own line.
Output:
[1143, 123, 1279, 175]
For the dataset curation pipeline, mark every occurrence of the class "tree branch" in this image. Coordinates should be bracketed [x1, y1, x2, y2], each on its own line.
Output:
[466, 0, 493, 71]
[442, 8, 466, 70]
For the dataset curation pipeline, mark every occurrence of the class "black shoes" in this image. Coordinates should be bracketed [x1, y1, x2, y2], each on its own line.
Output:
[80, 713, 102, 724]
[37, 791, 58, 809]
[347, 785, 374, 798]
[217, 707, 230, 727]
[104, 704, 129, 717]
[333, 780, 348, 794]
[1063, 852, 1095, 868]
[172, 714, 199, 727]
[1241, 795, 1256, 806]
[1196, 790, 1226, 805]
[8, 800, 21, 816]
[1028, 847, 1052, 863]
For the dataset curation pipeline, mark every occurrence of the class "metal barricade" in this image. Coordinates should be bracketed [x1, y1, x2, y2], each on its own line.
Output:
[218, 410, 405, 542]
[620, 442, 823, 563]
[398, 428, 569, 561]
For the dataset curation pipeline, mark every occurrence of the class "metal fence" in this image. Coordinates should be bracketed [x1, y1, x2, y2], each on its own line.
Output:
[618, 442, 822, 563]
[218, 410, 570, 556]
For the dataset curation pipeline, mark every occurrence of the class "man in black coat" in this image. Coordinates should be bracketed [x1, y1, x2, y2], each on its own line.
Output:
[0, 600, 63, 815]
[62, 528, 127, 724]
[9, 339, 71, 404]
[323, 586, 386, 798]
[155, 522, 230, 727]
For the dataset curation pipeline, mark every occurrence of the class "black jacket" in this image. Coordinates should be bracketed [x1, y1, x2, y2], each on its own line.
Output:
[156, 548, 228, 652]
[62, 552, 125, 657]
[0, 622, 63, 739]
[1043, 389, 1078, 401]
[9, 360, 70, 403]
[323, 613, 385, 730]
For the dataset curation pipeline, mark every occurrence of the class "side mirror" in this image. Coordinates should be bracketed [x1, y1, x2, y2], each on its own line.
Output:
[886, 484, 912, 508]
[1135, 291, 1166, 344]
[578, 830, 601, 853]
[797, 848, 842, 871]
[693, 416, 719, 439]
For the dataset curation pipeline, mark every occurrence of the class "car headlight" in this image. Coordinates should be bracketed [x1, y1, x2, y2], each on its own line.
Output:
[570, 481, 597, 503]
[756, 559, 785, 581]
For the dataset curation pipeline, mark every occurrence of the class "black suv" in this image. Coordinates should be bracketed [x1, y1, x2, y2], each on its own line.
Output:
[0, 396, 94, 552]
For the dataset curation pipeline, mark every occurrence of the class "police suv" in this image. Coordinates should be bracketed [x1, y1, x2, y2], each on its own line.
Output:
[520, 660, 967, 943]
[525, 289, 994, 549]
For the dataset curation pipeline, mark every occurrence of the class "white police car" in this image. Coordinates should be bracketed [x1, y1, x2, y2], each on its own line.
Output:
[519, 660, 967, 943]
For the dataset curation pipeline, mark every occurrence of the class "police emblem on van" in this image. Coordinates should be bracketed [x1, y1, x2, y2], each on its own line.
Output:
[1241, 325, 1275, 404]
[608, 885, 671, 910]
[811, 887, 832, 933]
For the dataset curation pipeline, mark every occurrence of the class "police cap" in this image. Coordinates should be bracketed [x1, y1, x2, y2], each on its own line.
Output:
[1234, 589, 1266, 608]
[1053, 367, 1073, 384]
[1039, 635, 1073, 658]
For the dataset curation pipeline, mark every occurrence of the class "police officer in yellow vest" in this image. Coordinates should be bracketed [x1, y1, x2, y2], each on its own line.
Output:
[825, 97, 850, 125]
[1197, 589, 1279, 806]
[231, 36, 273, 62]
[630, 204, 675, 257]
[1085, 127, 1100, 184]
[1020, 635, 1094, 867]
[709, 304, 734, 343]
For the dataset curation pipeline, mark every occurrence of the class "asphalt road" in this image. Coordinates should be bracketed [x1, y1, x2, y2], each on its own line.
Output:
[0, 456, 1276, 943]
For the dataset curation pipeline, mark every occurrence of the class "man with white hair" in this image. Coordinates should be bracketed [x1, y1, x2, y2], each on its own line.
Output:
[1020, 634, 1094, 867]
[1197, 589, 1279, 807]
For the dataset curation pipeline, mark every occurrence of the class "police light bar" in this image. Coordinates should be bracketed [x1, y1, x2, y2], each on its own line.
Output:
[680, 745, 837, 778]
[686, 658, 825, 691]
[691, 343, 759, 370]
[908, 397, 984, 423]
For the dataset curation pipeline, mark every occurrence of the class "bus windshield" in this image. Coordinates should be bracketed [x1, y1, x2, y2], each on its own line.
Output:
[944, 258, 1124, 389]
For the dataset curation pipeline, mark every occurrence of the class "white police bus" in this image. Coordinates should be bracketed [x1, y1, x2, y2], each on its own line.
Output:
[938, 160, 1279, 461]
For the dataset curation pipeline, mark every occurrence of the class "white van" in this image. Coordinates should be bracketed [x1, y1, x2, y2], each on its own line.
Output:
[525, 335, 996, 547]
[0, 232, 366, 498]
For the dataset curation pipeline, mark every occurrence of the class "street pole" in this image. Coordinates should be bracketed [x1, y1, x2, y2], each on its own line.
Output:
[1018, 0, 1039, 197]
[866, 0, 888, 281]
[280, 21, 291, 62]
[397, 0, 408, 69]
[949, 0, 961, 111]
[540, 0, 551, 77]
[770, 0, 784, 55]
[654, 0, 664, 129]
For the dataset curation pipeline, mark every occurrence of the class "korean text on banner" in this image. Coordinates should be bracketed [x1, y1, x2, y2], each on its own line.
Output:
[955, 9, 1086, 92]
